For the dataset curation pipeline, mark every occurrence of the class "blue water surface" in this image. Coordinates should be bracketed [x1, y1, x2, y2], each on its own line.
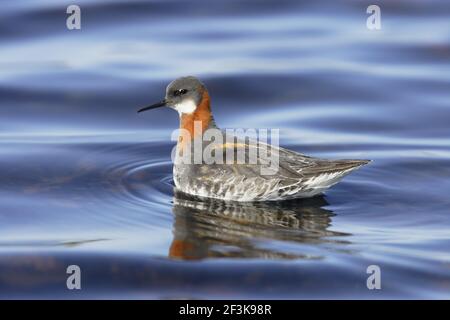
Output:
[0, 0, 450, 299]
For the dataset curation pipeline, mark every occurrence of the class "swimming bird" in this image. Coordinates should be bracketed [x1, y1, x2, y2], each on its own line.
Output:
[138, 76, 369, 202]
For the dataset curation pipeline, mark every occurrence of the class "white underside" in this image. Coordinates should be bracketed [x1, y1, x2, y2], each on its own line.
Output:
[174, 167, 357, 202]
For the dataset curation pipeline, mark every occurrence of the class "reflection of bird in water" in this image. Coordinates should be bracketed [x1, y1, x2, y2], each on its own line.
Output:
[169, 190, 350, 260]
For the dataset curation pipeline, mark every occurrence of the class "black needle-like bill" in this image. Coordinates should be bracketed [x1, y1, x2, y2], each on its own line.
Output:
[137, 99, 167, 113]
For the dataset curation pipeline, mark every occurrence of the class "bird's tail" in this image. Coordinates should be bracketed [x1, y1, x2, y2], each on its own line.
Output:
[324, 159, 371, 173]
[302, 159, 370, 191]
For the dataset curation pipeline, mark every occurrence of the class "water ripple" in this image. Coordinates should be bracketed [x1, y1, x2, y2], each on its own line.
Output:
[1, 0, 450, 299]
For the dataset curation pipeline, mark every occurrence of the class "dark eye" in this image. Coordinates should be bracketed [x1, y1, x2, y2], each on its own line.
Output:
[174, 89, 188, 96]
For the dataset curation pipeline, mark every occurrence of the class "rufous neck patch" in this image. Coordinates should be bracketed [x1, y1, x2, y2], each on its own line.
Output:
[178, 89, 212, 147]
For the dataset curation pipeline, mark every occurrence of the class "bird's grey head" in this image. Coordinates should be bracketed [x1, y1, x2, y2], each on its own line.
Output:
[138, 76, 206, 115]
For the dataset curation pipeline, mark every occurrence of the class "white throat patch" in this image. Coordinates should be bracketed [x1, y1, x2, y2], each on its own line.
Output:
[174, 99, 197, 115]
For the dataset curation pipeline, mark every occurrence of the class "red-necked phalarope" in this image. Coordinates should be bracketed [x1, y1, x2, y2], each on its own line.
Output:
[138, 76, 370, 202]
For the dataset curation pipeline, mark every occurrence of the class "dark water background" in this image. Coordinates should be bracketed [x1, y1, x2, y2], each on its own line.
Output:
[1, 0, 450, 299]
